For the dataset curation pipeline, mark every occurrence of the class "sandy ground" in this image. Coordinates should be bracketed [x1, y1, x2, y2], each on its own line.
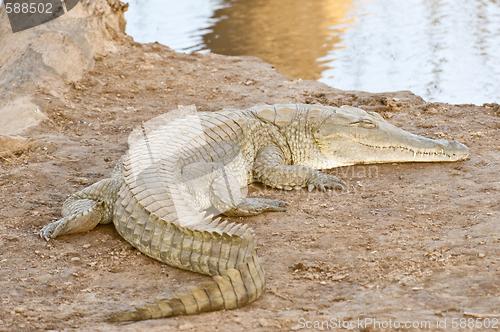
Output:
[1, 40, 500, 332]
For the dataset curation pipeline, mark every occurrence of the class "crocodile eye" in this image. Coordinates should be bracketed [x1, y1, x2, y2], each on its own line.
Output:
[357, 118, 377, 129]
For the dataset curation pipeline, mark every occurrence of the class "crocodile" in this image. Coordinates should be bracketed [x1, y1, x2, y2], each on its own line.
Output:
[40, 103, 469, 321]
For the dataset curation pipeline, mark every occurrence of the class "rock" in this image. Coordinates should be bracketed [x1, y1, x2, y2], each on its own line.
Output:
[0, 98, 46, 136]
[0, 0, 128, 135]
[13, 306, 26, 313]
[0, 134, 30, 152]
[178, 323, 195, 330]
[259, 318, 273, 327]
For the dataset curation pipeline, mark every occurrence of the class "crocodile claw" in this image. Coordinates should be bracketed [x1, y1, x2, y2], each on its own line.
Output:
[39, 220, 62, 241]
[308, 173, 345, 192]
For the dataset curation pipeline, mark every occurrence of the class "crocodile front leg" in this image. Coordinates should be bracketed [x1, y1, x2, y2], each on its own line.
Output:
[182, 162, 288, 217]
[253, 145, 345, 192]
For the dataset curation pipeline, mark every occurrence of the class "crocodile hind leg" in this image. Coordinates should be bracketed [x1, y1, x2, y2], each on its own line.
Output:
[253, 145, 345, 192]
[40, 176, 120, 240]
[181, 162, 288, 217]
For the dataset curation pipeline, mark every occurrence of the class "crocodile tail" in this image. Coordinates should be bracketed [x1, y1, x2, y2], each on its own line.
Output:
[108, 230, 265, 322]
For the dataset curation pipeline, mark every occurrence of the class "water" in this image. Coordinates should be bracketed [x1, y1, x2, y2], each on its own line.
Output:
[125, 0, 500, 105]
[125, 0, 228, 53]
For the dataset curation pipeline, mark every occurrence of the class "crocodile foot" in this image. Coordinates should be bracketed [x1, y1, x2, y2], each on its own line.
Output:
[307, 173, 345, 192]
[40, 216, 72, 241]
[40, 200, 105, 240]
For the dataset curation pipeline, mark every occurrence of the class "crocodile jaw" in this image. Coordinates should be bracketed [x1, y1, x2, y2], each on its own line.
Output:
[314, 110, 470, 166]
[349, 136, 470, 164]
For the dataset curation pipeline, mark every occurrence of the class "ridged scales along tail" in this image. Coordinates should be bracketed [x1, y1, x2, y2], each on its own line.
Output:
[108, 239, 265, 321]
[107, 107, 269, 321]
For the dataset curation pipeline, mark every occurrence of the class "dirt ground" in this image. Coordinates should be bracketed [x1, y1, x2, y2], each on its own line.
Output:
[1, 38, 500, 331]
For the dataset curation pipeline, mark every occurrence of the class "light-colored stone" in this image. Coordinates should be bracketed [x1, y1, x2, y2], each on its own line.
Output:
[0, 96, 46, 136]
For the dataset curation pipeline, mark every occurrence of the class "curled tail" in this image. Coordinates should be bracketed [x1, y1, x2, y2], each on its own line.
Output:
[109, 249, 265, 321]
[109, 205, 266, 322]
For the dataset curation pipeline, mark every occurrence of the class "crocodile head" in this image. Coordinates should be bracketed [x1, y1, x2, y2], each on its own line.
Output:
[313, 106, 469, 166]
